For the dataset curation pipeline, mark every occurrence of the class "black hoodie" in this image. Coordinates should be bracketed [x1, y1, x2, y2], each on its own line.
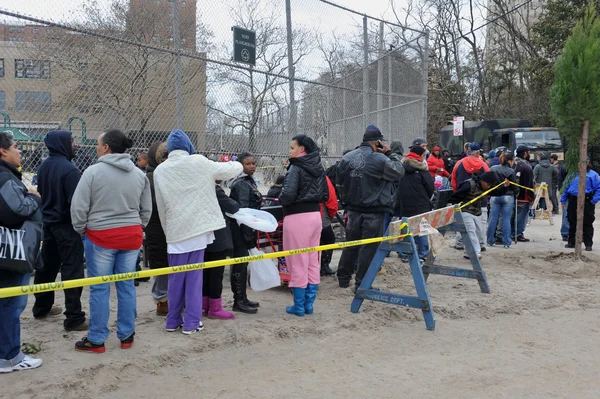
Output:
[279, 151, 328, 216]
[37, 130, 80, 225]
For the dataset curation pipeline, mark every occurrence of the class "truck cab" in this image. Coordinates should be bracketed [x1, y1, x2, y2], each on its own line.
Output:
[489, 127, 564, 160]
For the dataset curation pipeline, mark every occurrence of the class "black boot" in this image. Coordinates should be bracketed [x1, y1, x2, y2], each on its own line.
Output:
[320, 250, 336, 276]
[231, 266, 257, 314]
[135, 261, 150, 283]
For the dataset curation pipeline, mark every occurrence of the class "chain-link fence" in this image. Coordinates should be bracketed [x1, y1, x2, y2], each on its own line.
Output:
[0, 0, 428, 190]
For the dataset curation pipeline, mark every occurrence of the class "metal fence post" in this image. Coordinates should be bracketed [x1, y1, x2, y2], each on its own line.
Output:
[285, 0, 296, 136]
[377, 21, 384, 129]
[172, 0, 184, 132]
[422, 31, 430, 139]
[363, 15, 369, 129]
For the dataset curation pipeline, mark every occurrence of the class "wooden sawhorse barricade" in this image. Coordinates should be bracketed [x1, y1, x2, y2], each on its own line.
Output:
[350, 206, 491, 330]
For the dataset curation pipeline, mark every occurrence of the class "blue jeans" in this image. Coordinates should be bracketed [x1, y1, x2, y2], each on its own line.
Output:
[561, 202, 570, 238]
[414, 235, 430, 260]
[0, 273, 30, 366]
[488, 196, 514, 246]
[85, 239, 139, 344]
[511, 203, 530, 239]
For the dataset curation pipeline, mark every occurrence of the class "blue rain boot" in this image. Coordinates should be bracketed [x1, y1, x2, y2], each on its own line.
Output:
[286, 287, 306, 317]
[304, 284, 318, 315]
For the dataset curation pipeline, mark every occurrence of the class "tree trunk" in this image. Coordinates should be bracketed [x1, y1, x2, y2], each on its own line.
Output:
[575, 120, 589, 258]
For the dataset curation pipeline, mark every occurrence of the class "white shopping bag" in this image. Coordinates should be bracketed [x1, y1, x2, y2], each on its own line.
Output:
[248, 248, 280, 291]
[226, 208, 278, 233]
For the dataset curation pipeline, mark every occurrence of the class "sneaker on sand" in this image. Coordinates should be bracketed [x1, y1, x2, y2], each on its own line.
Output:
[165, 323, 183, 333]
[74, 336, 106, 353]
[120, 332, 135, 349]
[65, 320, 88, 332]
[182, 322, 204, 335]
[0, 355, 43, 373]
[34, 306, 63, 319]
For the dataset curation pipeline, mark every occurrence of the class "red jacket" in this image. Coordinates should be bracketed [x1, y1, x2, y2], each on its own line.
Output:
[322, 176, 338, 219]
[427, 153, 449, 178]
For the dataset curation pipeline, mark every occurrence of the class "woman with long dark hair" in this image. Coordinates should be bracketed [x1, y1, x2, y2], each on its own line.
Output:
[280, 135, 328, 317]
[488, 152, 517, 248]
[71, 129, 151, 352]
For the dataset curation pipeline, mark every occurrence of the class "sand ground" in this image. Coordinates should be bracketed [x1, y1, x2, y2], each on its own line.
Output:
[3, 211, 600, 398]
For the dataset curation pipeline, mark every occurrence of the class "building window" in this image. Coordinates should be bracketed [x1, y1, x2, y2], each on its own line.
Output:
[15, 59, 51, 79]
[8, 37, 17, 42]
[15, 91, 52, 112]
[17, 38, 25, 43]
[78, 60, 88, 69]
[0, 91, 5, 111]
[33, 27, 39, 34]
[8, 27, 15, 33]
[152, 36, 160, 43]
[0, 59, 4, 78]
[17, 27, 24, 33]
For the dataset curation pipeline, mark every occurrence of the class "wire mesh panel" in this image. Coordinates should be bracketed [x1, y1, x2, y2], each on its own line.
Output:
[0, 0, 428, 189]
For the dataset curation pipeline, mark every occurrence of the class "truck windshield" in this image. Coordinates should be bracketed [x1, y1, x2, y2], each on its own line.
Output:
[515, 130, 562, 149]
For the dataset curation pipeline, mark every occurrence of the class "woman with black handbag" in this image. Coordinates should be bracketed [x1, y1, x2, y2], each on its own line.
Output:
[0, 131, 44, 373]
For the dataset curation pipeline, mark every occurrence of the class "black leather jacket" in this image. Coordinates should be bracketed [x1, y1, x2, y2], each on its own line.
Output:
[335, 144, 405, 214]
[230, 175, 262, 209]
[279, 151, 328, 216]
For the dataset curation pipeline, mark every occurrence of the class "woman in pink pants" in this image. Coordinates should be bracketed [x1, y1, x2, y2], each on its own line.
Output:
[279, 135, 329, 316]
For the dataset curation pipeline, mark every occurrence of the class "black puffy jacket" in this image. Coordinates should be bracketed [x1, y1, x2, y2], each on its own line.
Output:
[279, 151, 328, 216]
[335, 143, 405, 214]
[396, 156, 435, 217]
[230, 175, 262, 209]
[490, 164, 518, 197]
[144, 143, 168, 270]
[207, 185, 239, 254]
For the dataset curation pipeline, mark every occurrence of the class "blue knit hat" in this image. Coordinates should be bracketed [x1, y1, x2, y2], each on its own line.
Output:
[167, 129, 195, 154]
[362, 124, 385, 141]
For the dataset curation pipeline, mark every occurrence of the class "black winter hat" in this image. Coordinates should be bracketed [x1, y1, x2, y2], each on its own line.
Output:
[363, 124, 385, 141]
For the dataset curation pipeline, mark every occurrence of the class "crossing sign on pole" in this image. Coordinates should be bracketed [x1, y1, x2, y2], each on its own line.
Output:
[453, 116, 464, 136]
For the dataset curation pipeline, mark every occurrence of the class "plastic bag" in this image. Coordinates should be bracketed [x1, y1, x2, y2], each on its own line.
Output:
[248, 248, 280, 291]
[226, 208, 278, 232]
[418, 218, 446, 257]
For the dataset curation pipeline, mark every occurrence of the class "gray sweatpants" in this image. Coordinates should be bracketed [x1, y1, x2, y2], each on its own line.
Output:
[462, 212, 483, 258]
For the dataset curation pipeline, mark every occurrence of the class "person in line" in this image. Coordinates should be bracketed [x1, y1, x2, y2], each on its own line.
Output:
[202, 184, 240, 320]
[451, 143, 489, 251]
[459, 142, 470, 160]
[32, 130, 87, 331]
[137, 152, 149, 172]
[427, 146, 450, 179]
[335, 125, 404, 290]
[512, 146, 535, 242]
[144, 142, 170, 316]
[319, 176, 338, 276]
[562, 159, 600, 251]
[488, 152, 518, 248]
[396, 145, 435, 261]
[154, 130, 242, 334]
[489, 147, 506, 168]
[551, 154, 570, 241]
[441, 149, 454, 175]
[449, 172, 498, 260]
[412, 137, 428, 162]
[486, 150, 496, 166]
[533, 153, 559, 213]
[0, 132, 44, 372]
[71, 130, 151, 352]
[279, 135, 328, 316]
[267, 175, 285, 199]
[229, 152, 262, 314]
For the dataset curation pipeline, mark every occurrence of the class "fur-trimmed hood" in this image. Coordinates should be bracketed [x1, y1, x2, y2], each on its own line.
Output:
[402, 156, 428, 173]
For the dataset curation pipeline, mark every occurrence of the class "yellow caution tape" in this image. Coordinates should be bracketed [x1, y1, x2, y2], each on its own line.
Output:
[457, 180, 539, 210]
[0, 223, 410, 299]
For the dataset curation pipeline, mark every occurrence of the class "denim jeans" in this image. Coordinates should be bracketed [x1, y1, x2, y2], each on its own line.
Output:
[85, 239, 139, 344]
[488, 196, 514, 246]
[0, 273, 30, 367]
[512, 203, 531, 238]
[561, 202, 570, 238]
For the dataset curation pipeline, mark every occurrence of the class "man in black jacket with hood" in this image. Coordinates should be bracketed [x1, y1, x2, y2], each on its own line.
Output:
[335, 125, 405, 290]
[32, 130, 87, 331]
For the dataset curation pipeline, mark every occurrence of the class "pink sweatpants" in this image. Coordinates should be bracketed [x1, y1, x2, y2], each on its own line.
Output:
[283, 211, 322, 288]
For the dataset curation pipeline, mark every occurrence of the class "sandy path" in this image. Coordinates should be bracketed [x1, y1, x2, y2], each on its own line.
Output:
[3, 211, 600, 398]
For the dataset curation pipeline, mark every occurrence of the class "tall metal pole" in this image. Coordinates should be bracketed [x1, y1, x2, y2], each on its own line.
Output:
[172, 0, 184, 131]
[377, 22, 384, 129]
[421, 31, 429, 139]
[285, 0, 296, 136]
[363, 15, 370, 128]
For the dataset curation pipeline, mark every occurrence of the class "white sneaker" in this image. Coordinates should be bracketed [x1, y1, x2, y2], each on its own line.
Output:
[0, 355, 43, 373]
[182, 322, 204, 335]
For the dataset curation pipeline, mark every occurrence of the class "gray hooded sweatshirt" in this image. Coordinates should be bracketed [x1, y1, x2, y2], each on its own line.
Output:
[71, 153, 152, 234]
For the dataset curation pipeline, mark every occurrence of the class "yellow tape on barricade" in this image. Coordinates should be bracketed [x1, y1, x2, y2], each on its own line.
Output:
[0, 223, 410, 299]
